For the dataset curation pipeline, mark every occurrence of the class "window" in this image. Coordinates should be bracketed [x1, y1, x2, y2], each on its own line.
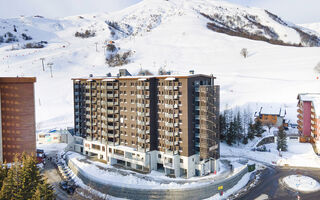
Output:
[180, 159, 183, 163]
[158, 154, 161, 158]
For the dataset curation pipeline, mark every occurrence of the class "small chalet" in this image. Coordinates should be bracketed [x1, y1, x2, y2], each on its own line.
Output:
[254, 106, 286, 127]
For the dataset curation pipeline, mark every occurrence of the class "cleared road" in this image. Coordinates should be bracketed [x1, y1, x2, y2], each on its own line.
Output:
[42, 152, 88, 200]
[237, 167, 320, 200]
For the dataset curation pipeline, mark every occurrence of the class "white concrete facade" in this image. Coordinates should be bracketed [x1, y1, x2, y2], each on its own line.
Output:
[83, 139, 107, 160]
[83, 139, 219, 178]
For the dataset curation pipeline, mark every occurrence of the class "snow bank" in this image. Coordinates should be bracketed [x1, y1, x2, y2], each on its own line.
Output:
[37, 142, 67, 153]
[206, 172, 252, 200]
[283, 175, 320, 192]
[221, 139, 320, 169]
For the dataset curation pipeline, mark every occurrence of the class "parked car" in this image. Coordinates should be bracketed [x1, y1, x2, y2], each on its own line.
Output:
[59, 181, 68, 191]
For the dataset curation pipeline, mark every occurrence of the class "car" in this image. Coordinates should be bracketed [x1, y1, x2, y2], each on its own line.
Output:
[59, 181, 68, 191]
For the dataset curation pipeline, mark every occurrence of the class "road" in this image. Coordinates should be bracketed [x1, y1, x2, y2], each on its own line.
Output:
[42, 151, 88, 200]
[237, 167, 320, 200]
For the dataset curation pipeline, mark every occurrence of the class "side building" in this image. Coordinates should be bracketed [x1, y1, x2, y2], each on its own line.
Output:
[73, 70, 220, 178]
[297, 93, 320, 146]
[0, 77, 36, 163]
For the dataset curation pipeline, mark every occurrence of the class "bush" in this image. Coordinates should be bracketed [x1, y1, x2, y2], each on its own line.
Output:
[24, 41, 47, 49]
[106, 43, 117, 52]
[21, 33, 32, 40]
[106, 50, 133, 67]
[240, 48, 248, 58]
[75, 30, 96, 38]
[137, 69, 153, 76]
[3, 32, 18, 43]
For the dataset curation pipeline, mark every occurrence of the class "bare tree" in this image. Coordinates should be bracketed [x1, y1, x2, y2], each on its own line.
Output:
[240, 48, 248, 58]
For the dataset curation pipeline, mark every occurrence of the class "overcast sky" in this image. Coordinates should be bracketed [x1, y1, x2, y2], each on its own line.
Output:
[0, 0, 319, 24]
[0, 0, 141, 19]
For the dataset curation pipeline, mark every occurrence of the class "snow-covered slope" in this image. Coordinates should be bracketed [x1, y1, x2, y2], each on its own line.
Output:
[0, 0, 320, 129]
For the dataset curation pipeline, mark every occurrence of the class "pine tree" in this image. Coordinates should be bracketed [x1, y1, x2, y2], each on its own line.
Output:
[242, 136, 248, 144]
[226, 121, 236, 145]
[254, 119, 264, 137]
[0, 162, 9, 189]
[0, 155, 23, 200]
[219, 113, 227, 141]
[234, 111, 243, 144]
[247, 123, 255, 140]
[32, 178, 55, 200]
[19, 153, 42, 199]
[277, 126, 287, 151]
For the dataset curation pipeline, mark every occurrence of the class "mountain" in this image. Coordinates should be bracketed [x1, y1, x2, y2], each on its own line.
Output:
[0, 0, 319, 129]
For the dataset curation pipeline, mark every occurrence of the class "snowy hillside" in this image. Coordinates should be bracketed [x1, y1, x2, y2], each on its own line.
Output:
[0, 0, 320, 129]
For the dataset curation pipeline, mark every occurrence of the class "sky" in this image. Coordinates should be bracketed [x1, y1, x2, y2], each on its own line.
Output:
[0, 0, 320, 24]
[0, 0, 141, 19]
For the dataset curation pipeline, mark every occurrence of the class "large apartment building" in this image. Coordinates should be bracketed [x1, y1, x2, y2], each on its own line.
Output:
[297, 93, 320, 145]
[0, 77, 36, 162]
[73, 69, 220, 178]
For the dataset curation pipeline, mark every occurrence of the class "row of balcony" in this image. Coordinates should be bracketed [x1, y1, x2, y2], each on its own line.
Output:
[164, 122, 179, 127]
[137, 86, 149, 90]
[164, 86, 178, 90]
[138, 137, 150, 143]
[137, 129, 150, 134]
[137, 103, 150, 108]
[164, 95, 179, 100]
[164, 131, 179, 137]
[164, 104, 179, 109]
[164, 113, 179, 118]
[137, 120, 150, 126]
[137, 94, 149, 99]
[137, 112, 150, 117]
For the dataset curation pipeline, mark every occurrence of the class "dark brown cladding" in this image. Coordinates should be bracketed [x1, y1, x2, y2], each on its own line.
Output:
[0, 77, 36, 163]
[74, 73, 220, 160]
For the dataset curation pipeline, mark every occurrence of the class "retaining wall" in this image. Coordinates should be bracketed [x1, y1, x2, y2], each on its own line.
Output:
[67, 157, 248, 200]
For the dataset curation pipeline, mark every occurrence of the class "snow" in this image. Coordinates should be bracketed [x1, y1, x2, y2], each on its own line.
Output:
[283, 175, 320, 192]
[1, 0, 319, 129]
[65, 151, 244, 189]
[221, 135, 320, 168]
[206, 171, 253, 200]
[37, 143, 67, 154]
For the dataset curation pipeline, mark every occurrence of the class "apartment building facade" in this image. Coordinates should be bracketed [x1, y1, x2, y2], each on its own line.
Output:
[0, 77, 36, 163]
[297, 93, 320, 146]
[73, 70, 220, 178]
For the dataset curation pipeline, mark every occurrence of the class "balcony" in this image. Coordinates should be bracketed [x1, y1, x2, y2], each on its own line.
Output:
[85, 100, 91, 104]
[164, 162, 173, 168]
[165, 122, 174, 127]
[174, 141, 179, 145]
[85, 85, 90, 89]
[165, 140, 173, 146]
[165, 131, 173, 137]
[106, 86, 113, 90]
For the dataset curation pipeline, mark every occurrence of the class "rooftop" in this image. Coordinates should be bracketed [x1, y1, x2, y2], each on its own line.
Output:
[255, 106, 286, 117]
[0, 77, 36, 83]
[71, 69, 215, 81]
[298, 93, 320, 118]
